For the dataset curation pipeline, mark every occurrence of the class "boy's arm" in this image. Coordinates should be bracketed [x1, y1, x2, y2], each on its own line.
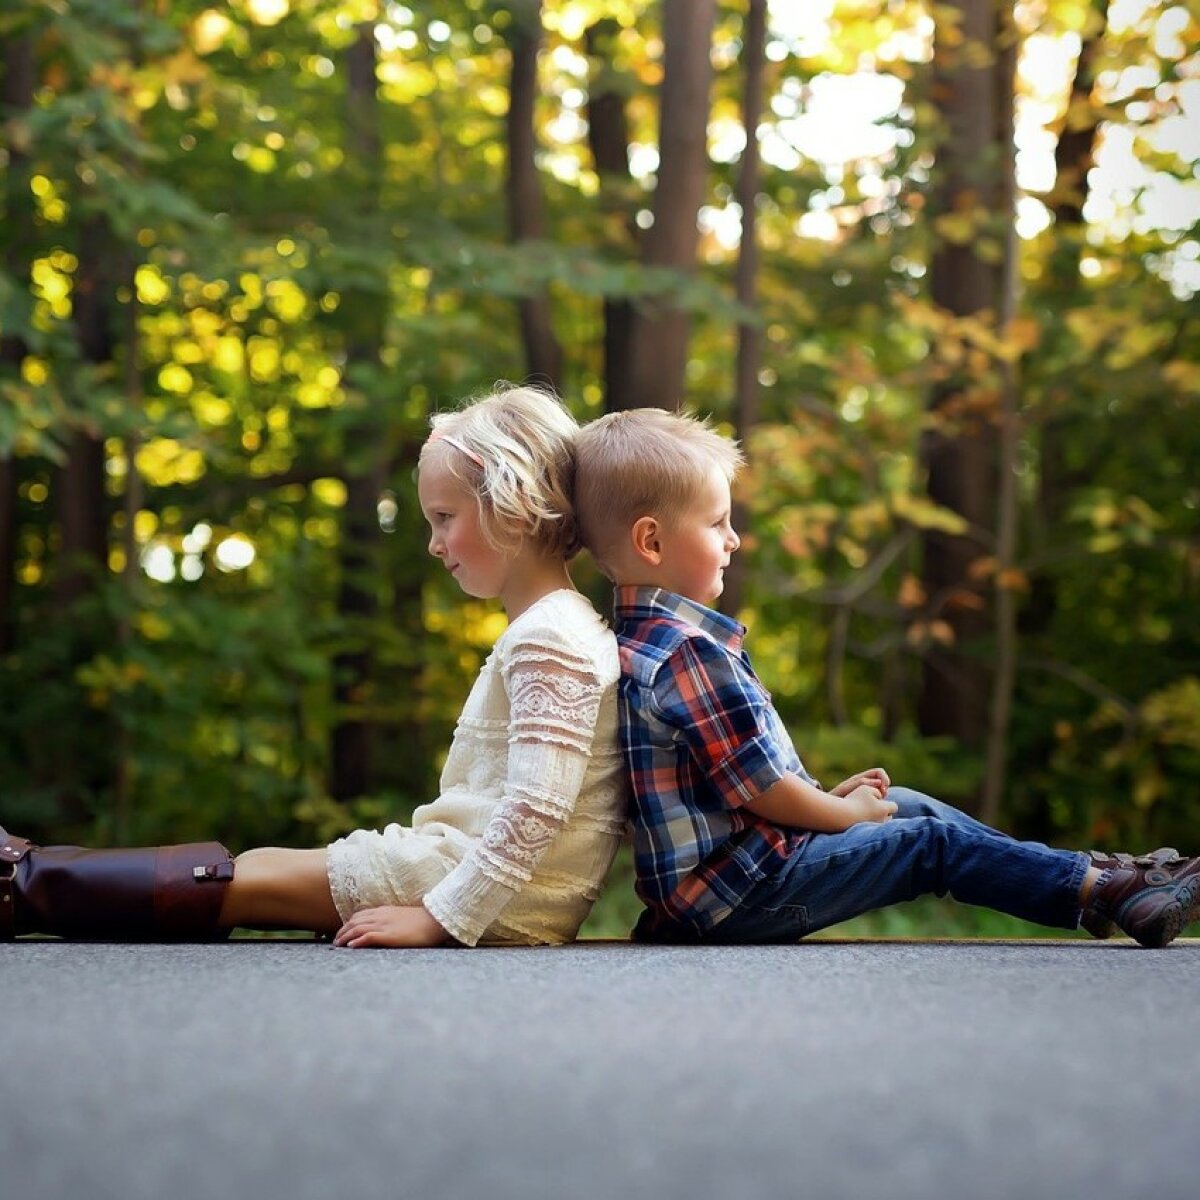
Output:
[744, 773, 896, 833]
[649, 636, 895, 834]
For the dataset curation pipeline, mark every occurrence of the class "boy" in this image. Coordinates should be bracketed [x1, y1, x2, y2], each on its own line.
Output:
[574, 408, 1199, 947]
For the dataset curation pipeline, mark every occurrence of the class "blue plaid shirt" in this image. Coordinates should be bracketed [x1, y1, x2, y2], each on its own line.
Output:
[613, 586, 817, 940]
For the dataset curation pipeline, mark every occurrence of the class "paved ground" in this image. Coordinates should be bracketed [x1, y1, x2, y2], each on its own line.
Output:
[3, 938, 1198, 1200]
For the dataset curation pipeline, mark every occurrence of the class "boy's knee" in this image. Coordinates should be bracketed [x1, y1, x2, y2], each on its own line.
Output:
[889, 787, 941, 818]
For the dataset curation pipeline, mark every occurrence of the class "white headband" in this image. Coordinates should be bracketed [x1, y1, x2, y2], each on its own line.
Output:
[428, 429, 485, 467]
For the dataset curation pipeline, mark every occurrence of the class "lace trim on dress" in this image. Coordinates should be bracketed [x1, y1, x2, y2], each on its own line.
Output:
[505, 658, 603, 758]
[326, 840, 367, 922]
[475, 801, 561, 887]
[420, 639, 605, 945]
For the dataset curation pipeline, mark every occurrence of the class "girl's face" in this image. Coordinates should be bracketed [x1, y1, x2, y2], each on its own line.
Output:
[418, 454, 511, 601]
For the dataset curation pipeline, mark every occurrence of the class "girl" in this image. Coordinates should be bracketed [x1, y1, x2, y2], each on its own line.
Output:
[1, 386, 626, 948]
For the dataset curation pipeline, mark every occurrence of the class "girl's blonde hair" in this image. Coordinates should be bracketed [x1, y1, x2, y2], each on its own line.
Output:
[574, 408, 744, 573]
[419, 384, 581, 558]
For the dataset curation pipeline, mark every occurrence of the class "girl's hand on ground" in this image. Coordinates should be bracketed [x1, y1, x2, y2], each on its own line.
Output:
[332, 905, 451, 949]
[844, 783, 898, 825]
[830, 768, 891, 799]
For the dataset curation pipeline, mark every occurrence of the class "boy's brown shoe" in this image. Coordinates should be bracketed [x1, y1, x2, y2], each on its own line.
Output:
[1085, 848, 1200, 948]
[1080, 848, 1179, 939]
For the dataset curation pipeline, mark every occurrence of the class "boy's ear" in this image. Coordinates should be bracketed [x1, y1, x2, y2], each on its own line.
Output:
[630, 516, 663, 566]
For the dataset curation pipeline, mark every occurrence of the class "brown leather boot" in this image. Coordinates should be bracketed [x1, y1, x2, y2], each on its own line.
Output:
[1085, 847, 1200, 948]
[1080, 848, 1180, 939]
[0, 825, 234, 941]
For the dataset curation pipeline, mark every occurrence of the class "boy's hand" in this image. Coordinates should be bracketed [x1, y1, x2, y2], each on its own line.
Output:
[843, 783, 898, 825]
[830, 768, 890, 799]
[332, 904, 452, 949]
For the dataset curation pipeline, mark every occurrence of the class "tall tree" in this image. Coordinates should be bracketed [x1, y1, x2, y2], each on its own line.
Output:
[0, 26, 36, 657]
[505, 0, 562, 389]
[918, 0, 1009, 763]
[1026, 0, 1109, 636]
[585, 18, 636, 410]
[722, 0, 767, 618]
[330, 22, 388, 803]
[622, 0, 717, 412]
[58, 215, 112, 611]
[980, 5, 1021, 826]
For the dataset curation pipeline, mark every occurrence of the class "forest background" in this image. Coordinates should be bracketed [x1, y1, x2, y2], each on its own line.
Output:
[1, 0, 1197, 936]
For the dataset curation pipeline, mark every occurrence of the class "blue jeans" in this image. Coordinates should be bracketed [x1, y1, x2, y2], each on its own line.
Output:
[711, 788, 1089, 943]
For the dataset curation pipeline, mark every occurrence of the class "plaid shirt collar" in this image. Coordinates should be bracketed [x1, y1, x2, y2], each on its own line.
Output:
[612, 586, 746, 653]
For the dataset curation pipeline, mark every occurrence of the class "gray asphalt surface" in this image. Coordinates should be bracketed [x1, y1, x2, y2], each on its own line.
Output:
[3, 938, 1198, 1200]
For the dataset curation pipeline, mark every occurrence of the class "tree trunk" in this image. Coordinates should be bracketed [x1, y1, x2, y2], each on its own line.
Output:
[113, 256, 143, 841]
[585, 19, 636, 410]
[0, 29, 35, 656]
[50, 213, 117, 825]
[60, 215, 113, 607]
[917, 0, 1005, 758]
[331, 23, 387, 803]
[623, 0, 717, 412]
[980, 9, 1020, 827]
[0, 458, 15, 658]
[1027, 0, 1108, 635]
[505, 1, 562, 390]
[722, 0, 767, 618]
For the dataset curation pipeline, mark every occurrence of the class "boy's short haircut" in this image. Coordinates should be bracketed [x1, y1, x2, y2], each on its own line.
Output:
[574, 408, 744, 573]
[421, 383, 581, 558]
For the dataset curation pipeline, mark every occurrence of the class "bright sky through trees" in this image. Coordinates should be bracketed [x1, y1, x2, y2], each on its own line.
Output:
[762, 0, 1199, 295]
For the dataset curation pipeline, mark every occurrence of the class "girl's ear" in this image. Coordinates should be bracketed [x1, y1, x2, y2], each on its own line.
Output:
[630, 516, 662, 566]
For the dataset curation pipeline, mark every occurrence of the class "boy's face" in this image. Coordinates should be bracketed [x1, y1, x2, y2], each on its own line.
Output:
[653, 465, 740, 603]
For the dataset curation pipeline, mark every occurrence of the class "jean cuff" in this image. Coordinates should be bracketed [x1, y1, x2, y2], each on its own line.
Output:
[1067, 850, 1092, 928]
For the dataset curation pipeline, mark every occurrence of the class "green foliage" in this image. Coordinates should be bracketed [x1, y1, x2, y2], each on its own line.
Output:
[1, 0, 1197, 942]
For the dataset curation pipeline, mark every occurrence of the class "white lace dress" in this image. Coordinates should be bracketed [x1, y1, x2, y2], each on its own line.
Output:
[326, 589, 626, 946]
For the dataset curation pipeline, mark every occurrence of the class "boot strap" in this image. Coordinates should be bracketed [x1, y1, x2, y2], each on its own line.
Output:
[0, 834, 32, 939]
[0, 831, 33, 864]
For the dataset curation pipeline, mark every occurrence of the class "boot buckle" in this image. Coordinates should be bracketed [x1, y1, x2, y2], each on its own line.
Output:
[192, 863, 234, 883]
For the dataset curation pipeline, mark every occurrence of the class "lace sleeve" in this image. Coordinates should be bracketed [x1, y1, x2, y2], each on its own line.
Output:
[422, 636, 604, 946]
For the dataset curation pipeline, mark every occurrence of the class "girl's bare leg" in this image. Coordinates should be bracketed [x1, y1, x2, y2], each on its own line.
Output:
[217, 847, 342, 934]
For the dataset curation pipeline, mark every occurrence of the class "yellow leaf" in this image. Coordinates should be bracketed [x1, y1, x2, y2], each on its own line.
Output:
[891, 492, 969, 536]
[160, 49, 209, 87]
[996, 568, 1029, 592]
[192, 10, 232, 54]
[906, 621, 929, 647]
[967, 555, 997, 581]
[1163, 360, 1200, 394]
[312, 478, 347, 508]
[945, 588, 986, 611]
[136, 612, 173, 641]
[135, 265, 170, 306]
[157, 364, 193, 395]
[933, 213, 978, 245]
[898, 574, 926, 609]
[1133, 771, 1163, 809]
[929, 620, 956, 646]
[996, 316, 1039, 361]
[963, 40, 995, 69]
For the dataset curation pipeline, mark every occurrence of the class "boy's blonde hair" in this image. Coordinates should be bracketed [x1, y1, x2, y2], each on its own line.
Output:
[574, 408, 744, 573]
[420, 384, 581, 558]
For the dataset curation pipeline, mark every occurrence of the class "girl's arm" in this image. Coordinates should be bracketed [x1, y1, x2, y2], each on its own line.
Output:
[332, 903, 450, 949]
[419, 633, 606, 947]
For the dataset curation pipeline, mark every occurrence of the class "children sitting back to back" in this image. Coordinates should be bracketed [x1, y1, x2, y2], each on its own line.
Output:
[573, 407, 1200, 948]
